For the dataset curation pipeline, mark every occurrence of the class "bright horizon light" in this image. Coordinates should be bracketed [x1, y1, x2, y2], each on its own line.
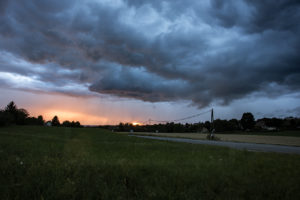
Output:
[132, 122, 142, 126]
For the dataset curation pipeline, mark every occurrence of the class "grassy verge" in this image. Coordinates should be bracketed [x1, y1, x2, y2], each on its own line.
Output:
[217, 130, 300, 137]
[125, 132, 300, 146]
[1, 126, 300, 199]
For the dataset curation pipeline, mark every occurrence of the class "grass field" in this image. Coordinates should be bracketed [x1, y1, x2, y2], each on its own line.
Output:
[1, 126, 300, 199]
[126, 132, 300, 146]
[221, 130, 300, 137]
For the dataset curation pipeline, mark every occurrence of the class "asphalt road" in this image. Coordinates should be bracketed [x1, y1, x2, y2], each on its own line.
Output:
[130, 135, 300, 154]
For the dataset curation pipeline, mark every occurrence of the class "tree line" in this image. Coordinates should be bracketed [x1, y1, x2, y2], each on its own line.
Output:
[0, 101, 82, 128]
[2, 101, 299, 132]
[101, 112, 300, 133]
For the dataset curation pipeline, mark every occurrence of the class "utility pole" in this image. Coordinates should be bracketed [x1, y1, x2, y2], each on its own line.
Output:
[210, 108, 214, 139]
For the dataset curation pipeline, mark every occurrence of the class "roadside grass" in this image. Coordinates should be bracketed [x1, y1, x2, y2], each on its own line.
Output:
[217, 130, 300, 137]
[0, 126, 300, 199]
[125, 131, 300, 146]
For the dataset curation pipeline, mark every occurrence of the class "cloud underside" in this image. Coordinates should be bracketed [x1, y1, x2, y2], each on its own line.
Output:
[0, 0, 299, 107]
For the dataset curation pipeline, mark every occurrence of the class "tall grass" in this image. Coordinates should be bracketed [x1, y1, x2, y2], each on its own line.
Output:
[0, 126, 300, 199]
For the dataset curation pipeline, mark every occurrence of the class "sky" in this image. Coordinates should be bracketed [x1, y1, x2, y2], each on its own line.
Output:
[0, 0, 300, 125]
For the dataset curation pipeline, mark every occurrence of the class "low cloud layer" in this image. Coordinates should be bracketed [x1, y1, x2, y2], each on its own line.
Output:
[0, 0, 299, 107]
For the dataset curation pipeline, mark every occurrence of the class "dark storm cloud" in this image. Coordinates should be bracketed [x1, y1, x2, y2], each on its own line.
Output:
[0, 0, 299, 107]
[90, 66, 193, 102]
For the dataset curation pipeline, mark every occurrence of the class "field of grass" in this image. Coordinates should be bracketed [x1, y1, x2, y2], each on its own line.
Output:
[219, 130, 300, 137]
[1, 126, 300, 199]
[126, 131, 300, 146]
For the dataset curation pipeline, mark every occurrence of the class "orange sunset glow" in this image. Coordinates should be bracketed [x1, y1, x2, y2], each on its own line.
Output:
[43, 110, 109, 125]
[132, 122, 142, 126]
[1, 88, 202, 125]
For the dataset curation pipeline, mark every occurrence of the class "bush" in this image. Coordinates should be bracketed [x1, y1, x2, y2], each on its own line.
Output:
[0, 111, 13, 127]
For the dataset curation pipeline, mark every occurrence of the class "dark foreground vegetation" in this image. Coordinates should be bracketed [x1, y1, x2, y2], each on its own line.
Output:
[0, 126, 300, 199]
[0, 101, 81, 128]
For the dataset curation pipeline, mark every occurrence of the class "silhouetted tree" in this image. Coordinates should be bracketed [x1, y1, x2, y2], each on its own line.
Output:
[0, 101, 84, 127]
[118, 122, 124, 131]
[241, 112, 255, 130]
[51, 116, 60, 126]
[15, 108, 29, 125]
[74, 121, 81, 128]
[0, 110, 13, 126]
[228, 119, 240, 130]
[37, 115, 44, 125]
[214, 119, 227, 132]
[204, 121, 211, 130]
[61, 120, 82, 128]
[5, 101, 17, 113]
[62, 120, 71, 127]
[4, 101, 18, 124]
[166, 122, 175, 132]
[25, 117, 38, 125]
[4, 102, 28, 125]
[25, 115, 44, 126]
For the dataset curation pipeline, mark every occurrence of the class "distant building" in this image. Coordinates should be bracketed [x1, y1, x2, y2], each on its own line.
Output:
[45, 121, 52, 126]
[255, 120, 266, 129]
[265, 127, 277, 131]
[255, 120, 277, 131]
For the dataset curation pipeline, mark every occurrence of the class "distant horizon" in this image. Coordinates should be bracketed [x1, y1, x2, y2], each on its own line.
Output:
[1, 99, 299, 126]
